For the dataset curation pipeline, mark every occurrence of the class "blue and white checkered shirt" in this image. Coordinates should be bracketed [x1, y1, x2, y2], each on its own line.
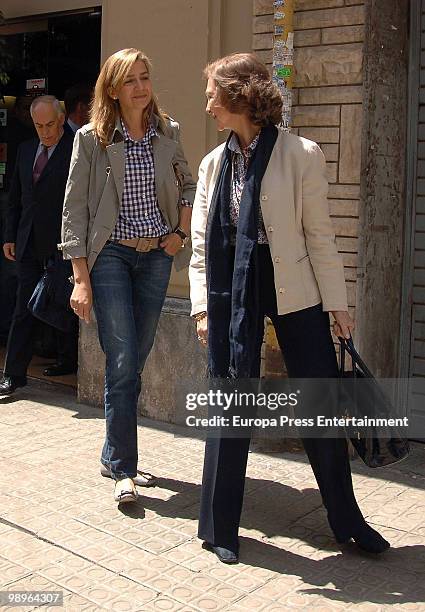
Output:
[111, 121, 169, 239]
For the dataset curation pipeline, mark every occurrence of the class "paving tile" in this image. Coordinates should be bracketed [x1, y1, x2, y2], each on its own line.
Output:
[143, 556, 177, 574]
[227, 593, 271, 610]
[148, 596, 184, 611]
[1, 385, 425, 611]
[226, 571, 270, 593]
[79, 584, 121, 606]
[123, 566, 160, 584]
[190, 592, 230, 610]
[105, 595, 140, 611]
[38, 562, 73, 583]
[166, 584, 200, 605]
[119, 584, 159, 606]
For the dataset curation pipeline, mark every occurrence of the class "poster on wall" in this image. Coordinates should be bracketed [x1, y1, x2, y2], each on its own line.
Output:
[26, 78, 47, 94]
[273, 0, 294, 130]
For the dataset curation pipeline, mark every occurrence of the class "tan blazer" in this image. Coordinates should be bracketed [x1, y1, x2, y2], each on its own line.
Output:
[189, 130, 348, 316]
[60, 114, 196, 272]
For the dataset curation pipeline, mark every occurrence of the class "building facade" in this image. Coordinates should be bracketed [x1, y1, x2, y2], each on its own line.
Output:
[1, 0, 423, 434]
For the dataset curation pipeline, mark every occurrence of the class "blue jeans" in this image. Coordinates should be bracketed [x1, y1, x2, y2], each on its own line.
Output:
[91, 242, 173, 479]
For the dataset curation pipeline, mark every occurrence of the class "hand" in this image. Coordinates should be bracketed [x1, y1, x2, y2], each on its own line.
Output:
[70, 281, 92, 324]
[196, 314, 208, 347]
[160, 233, 183, 256]
[331, 310, 355, 340]
[3, 243, 16, 261]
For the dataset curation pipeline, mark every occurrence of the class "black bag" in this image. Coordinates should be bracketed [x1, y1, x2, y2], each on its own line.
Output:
[28, 253, 75, 333]
[339, 337, 409, 468]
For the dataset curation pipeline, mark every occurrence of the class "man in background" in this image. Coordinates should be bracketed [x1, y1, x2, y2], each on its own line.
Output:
[0, 95, 77, 395]
[64, 83, 92, 134]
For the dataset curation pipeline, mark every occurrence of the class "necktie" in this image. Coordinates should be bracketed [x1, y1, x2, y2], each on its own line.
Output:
[33, 145, 48, 183]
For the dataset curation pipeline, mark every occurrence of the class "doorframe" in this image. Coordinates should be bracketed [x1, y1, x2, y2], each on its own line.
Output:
[398, 0, 421, 407]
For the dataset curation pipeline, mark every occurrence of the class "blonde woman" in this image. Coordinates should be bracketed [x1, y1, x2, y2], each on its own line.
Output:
[189, 53, 389, 563]
[61, 48, 195, 504]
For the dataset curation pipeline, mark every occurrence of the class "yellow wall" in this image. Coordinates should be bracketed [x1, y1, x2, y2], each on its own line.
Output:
[2, 0, 253, 296]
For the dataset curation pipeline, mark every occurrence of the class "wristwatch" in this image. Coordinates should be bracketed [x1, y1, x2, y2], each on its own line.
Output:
[173, 226, 189, 245]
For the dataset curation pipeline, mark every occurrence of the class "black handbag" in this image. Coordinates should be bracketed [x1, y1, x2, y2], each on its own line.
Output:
[339, 337, 409, 468]
[28, 253, 75, 333]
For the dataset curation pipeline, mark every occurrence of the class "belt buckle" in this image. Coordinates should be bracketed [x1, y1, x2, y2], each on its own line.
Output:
[136, 237, 152, 252]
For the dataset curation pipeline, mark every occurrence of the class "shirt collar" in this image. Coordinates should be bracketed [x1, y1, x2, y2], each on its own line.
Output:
[67, 118, 80, 134]
[228, 132, 260, 155]
[113, 114, 159, 143]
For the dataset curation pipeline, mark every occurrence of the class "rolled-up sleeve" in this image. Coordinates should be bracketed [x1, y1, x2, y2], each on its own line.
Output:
[172, 124, 196, 207]
[59, 129, 93, 259]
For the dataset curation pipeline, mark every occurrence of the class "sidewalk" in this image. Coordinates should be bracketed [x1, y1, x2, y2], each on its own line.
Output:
[0, 381, 424, 611]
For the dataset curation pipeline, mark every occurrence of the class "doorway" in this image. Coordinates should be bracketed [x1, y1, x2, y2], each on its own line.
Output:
[0, 8, 101, 386]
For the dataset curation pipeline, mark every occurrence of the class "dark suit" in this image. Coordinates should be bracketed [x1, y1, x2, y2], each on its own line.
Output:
[3, 131, 77, 379]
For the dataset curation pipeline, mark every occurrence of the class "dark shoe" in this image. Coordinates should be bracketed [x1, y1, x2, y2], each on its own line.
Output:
[43, 362, 77, 376]
[0, 376, 27, 396]
[202, 542, 239, 564]
[337, 523, 390, 554]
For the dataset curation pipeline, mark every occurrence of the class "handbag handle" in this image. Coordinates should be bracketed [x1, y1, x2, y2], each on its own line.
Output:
[339, 337, 357, 378]
[338, 336, 374, 378]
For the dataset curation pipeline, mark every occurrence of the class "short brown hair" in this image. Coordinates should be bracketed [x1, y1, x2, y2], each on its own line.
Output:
[204, 53, 283, 127]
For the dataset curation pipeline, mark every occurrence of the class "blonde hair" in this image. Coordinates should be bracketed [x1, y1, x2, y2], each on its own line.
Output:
[90, 48, 166, 147]
[205, 53, 283, 127]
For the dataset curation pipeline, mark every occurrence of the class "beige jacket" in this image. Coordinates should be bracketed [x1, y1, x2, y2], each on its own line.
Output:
[189, 130, 348, 316]
[60, 115, 196, 272]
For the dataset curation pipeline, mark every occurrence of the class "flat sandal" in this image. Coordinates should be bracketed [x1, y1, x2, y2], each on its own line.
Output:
[114, 480, 138, 504]
[101, 464, 157, 487]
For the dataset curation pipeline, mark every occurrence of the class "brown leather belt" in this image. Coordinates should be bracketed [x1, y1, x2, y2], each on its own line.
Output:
[116, 236, 163, 252]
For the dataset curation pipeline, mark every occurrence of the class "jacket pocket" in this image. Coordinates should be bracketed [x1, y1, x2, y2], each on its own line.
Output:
[296, 253, 309, 263]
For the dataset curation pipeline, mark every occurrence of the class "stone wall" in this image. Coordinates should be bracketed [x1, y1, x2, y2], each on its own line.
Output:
[78, 298, 208, 419]
[253, 0, 365, 321]
[77, 0, 368, 419]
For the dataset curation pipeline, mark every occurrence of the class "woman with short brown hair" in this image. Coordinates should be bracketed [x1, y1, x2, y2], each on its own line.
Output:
[189, 53, 389, 563]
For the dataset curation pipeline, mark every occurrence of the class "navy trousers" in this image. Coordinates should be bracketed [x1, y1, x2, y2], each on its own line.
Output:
[198, 246, 364, 552]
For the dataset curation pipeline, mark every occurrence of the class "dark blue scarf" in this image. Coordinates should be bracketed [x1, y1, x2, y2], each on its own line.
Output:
[206, 124, 278, 378]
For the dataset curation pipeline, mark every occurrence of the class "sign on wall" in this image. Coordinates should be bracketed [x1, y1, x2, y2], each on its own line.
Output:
[272, 0, 294, 130]
[26, 78, 46, 93]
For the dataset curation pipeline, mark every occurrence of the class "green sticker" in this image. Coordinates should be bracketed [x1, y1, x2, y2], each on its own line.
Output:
[277, 67, 292, 78]
[0, 162, 5, 175]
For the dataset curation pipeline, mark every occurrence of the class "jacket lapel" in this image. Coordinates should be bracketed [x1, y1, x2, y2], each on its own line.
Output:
[152, 130, 176, 196]
[207, 145, 227, 210]
[25, 140, 40, 187]
[106, 139, 125, 202]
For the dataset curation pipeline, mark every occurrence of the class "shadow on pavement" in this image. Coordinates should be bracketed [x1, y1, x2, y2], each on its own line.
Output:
[238, 537, 425, 606]
[120, 476, 425, 605]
